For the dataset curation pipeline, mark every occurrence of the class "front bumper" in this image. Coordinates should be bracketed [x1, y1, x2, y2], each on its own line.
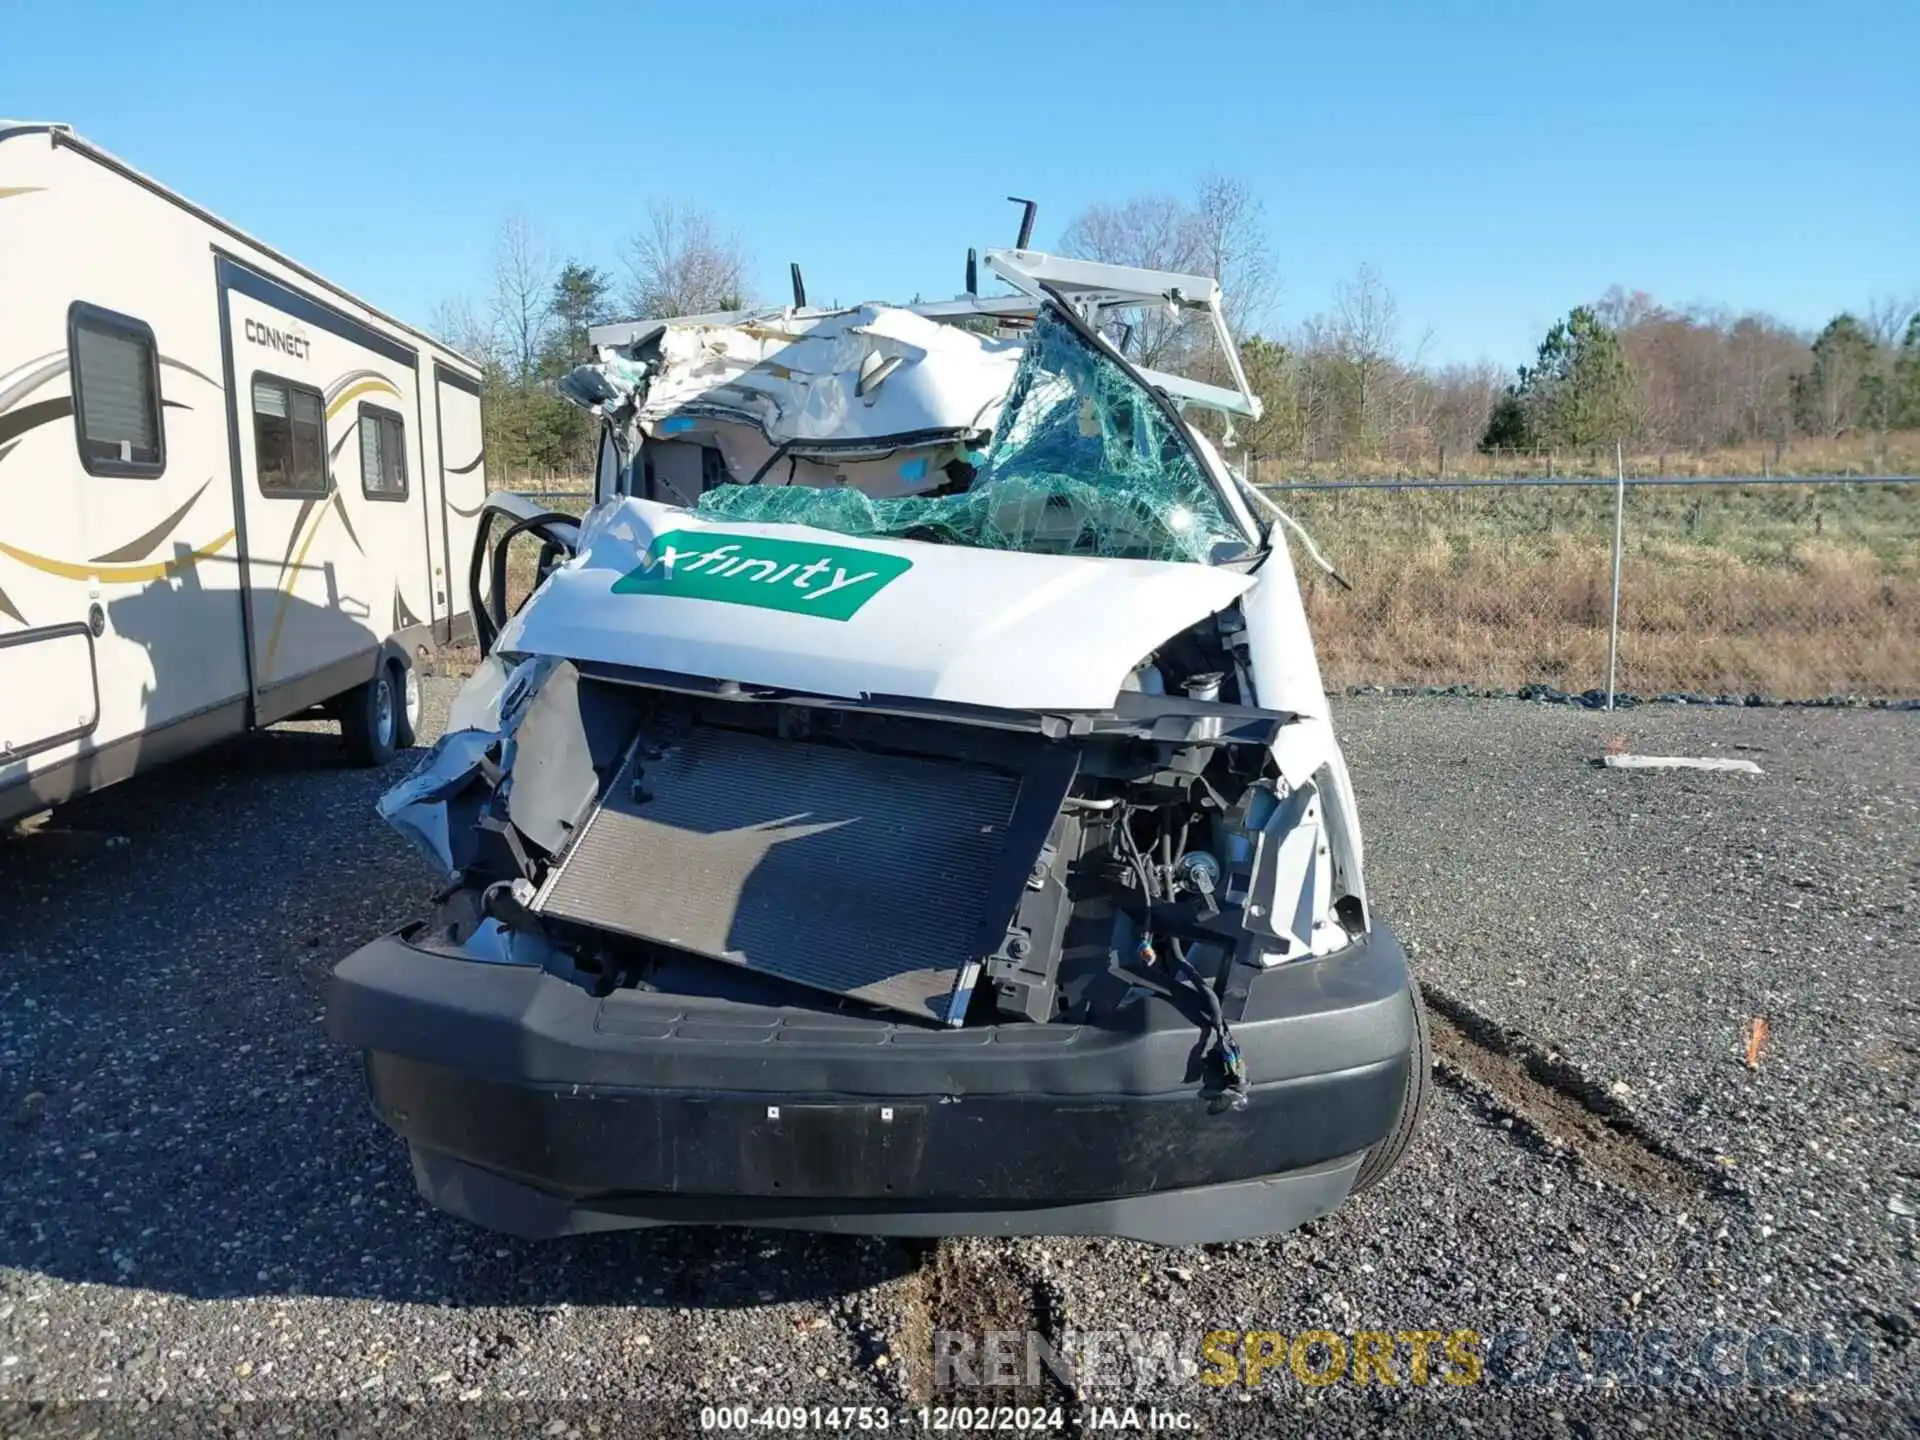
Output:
[327, 924, 1418, 1245]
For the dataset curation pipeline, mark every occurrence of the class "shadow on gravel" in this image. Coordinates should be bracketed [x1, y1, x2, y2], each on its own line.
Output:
[1, 725, 917, 1312]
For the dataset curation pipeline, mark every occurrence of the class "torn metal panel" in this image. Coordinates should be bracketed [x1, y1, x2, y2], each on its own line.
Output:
[607, 304, 1021, 449]
[374, 655, 588, 878]
[1241, 781, 1338, 961]
[377, 728, 500, 881]
[376, 656, 515, 878]
[566, 252, 1272, 561]
[499, 660, 631, 855]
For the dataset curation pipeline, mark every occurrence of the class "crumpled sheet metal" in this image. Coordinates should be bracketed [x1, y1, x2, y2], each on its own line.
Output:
[694, 312, 1244, 565]
[376, 655, 555, 878]
[377, 729, 498, 880]
[633, 305, 1020, 446]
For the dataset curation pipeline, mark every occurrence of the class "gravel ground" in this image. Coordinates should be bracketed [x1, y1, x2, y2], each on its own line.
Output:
[1, 689, 1914, 1436]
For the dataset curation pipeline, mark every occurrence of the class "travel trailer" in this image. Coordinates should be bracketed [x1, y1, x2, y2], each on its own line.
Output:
[0, 122, 487, 824]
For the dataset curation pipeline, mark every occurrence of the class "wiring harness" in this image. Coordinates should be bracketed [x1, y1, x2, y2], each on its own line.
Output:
[1112, 808, 1249, 1108]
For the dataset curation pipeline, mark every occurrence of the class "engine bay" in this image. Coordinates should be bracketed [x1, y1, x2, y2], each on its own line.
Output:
[382, 593, 1368, 1105]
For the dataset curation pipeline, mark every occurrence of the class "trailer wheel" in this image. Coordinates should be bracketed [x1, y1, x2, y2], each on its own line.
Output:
[394, 658, 421, 750]
[340, 664, 402, 767]
[1351, 980, 1432, 1194]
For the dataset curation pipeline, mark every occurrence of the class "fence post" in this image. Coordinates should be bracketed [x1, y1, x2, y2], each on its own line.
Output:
[1606, 440, 1626, 711]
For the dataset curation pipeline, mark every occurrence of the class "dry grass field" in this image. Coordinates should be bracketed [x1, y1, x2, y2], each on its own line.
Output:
[1247, 429, 1920, 484]
[1283, 479, 1920, 698]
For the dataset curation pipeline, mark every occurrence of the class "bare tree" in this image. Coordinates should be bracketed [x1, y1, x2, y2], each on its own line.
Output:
[1290, 313, 1339, 461]
[1864, 294, 1920, 351]
[1725, 314, 1806, 442]
[1190, 174, 1278, 338]
[1059, 193, 1204, 366]
[1058, 176, 1279, 367]
[1058, 193, 1195, 273]
[428, 295, 500, 370]
[1416, 360, 1506, 456]
[1594, 285, 1659, 330]
[1327, 265, 1420, 453]
[489, 211, 557, 384]
[624, 201, 749, 319]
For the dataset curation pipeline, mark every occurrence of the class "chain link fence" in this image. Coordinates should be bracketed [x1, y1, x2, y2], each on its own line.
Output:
[1276, 476, 1920, 701]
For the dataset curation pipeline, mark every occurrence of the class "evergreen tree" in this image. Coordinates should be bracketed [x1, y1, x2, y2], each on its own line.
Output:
[1237, 335, 1300, 462]
[543, 262, 612, 377]
[1525, 307, 1635, 446]
[1889, 314, 1920, 428]
[1479, 391, 1531, 451]
[1792, 314, 1881, 437]
[1480, 307, 1633, 450]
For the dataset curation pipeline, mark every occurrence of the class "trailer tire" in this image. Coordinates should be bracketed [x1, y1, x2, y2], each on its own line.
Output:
[340, 664, 402, 768]
[1351, 979, 1431, 1194]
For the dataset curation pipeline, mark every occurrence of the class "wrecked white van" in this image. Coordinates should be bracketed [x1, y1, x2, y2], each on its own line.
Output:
[327, 248, 1429, 1244]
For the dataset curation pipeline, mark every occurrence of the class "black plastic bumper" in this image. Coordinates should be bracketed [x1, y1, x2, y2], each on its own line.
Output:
[328, 924, 1418, 1244]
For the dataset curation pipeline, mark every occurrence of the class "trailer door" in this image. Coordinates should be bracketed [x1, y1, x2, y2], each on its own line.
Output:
[434, 363, 486, 640]
[219, 258, 421, 721]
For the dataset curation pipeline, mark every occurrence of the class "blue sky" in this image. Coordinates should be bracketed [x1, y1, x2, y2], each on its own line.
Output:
[9, 0, 1915, 366]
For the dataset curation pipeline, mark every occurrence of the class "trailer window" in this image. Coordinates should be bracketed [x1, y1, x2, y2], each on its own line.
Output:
[357, 404, 408, 501]
[251, 374, 329, 497]
[68, 303, 165, 478]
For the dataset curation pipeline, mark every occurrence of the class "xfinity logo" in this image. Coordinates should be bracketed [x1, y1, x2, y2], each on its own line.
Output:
[244, 317, 311, 361]
[611, 529, 911, 621]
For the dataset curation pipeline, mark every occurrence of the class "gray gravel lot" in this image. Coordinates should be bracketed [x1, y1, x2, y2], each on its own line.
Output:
[2, 688, 1914, 1435]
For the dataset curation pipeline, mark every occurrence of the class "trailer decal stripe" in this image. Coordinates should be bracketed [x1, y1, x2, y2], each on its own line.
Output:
[271, 497, 320, 581]
[0, 353, 215, 428]
[0, 352, 62, 388]
[259, 505, 332, 679]
[0, 354, 68, 416]
[446, 450, 484, 476]
[329, 488, 365, 556]
[159, 355, 224, 391]
[323, 368, 390, 405]
[0, 396, 71, 450]
[0, 529, 235, 584]
[324, 377, 401, 420]
[0, 187, 44, 201]
[87, 480, 213, 563]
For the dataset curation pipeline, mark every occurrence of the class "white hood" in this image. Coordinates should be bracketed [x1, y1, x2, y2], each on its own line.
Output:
[494, 498, 1254, 711]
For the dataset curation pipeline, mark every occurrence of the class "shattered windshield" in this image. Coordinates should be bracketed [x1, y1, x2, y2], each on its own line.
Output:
[693, 311, 1247, 565]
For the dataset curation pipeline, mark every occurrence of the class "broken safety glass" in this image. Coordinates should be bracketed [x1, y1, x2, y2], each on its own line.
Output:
[694, 310, 1247, 564]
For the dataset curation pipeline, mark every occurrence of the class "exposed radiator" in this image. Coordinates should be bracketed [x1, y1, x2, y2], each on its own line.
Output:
[533, 723, 1021, 1024]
